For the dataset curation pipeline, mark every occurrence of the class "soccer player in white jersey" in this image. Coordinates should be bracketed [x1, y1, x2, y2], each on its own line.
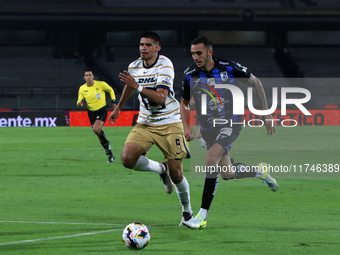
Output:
[109, 32, 193, 225]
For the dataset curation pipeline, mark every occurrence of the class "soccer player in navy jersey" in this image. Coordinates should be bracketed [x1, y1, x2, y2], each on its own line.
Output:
[180, 36, 278, 229]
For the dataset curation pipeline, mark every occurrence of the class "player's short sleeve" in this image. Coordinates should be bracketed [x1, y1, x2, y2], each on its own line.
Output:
[181, 74, 191, 101]
[156, 57, 174, 93]
[232, 61, 251, 78]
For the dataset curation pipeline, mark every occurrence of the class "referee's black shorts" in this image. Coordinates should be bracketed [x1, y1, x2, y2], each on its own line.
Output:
[88, 106, 108, 126]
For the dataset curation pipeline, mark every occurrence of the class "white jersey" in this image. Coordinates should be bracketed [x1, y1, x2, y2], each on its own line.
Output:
[128, 54, 181, 126]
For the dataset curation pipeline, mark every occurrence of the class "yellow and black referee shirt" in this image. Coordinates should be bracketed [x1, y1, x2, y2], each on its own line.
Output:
[77, 81, 116, 111]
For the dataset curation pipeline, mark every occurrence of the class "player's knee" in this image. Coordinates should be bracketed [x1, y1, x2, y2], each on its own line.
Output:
[205, 155, 219, 167]
[167, 160, 184, 184]
[169, 169, 183, 184]
[120, 153, 135, 169]
[221, 171, 235, 180]
[92, 126, 101, 135]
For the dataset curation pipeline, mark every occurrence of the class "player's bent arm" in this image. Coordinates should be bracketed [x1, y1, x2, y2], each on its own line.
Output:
[247, 74, 275, 135]
[111, 103, 117, 111]
[246, 74, 269, 111]
[115, 85, 134, 111]
[180, 98, 191, 141]
[108, 85, 133, 124]
[180, 98, 190, 129]
[77, 89, 84, 107]
[140, 87, 168, 105]
[104, 84, 116, 101]
[77, 100, 84, 107]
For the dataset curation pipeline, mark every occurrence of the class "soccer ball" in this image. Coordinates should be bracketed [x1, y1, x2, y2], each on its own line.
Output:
[122, 222, 150, 250]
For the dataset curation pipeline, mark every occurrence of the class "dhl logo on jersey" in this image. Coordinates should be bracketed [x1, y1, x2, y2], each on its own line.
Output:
[138, 77, 157, 84]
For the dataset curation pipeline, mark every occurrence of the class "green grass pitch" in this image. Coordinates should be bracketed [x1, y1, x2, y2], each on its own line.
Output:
[0, 126, 339, 254]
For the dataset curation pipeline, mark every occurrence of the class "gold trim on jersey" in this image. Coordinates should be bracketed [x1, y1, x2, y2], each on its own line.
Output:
[138, 115, 149, 120]
[159, 66, 174, 70]
[165, 100, 177, 106]
[129, 66, 144, 69]
[142, 84, 157, 87]
[158, 74, 172, 78]
[133, 74, 157, 78]
[129, 65, 173, 71]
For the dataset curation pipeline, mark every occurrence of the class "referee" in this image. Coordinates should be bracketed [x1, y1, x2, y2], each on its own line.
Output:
[77, 70, 116, 163]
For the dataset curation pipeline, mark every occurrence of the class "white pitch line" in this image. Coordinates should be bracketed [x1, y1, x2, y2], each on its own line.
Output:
[0, 221, 124, 226]
[0, 228, 122, 246]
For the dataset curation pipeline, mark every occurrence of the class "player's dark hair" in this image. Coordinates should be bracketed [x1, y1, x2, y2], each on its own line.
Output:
[191, 36, 213, 49]
[85, 69, 93, 73]
[141, 31, 160, 44]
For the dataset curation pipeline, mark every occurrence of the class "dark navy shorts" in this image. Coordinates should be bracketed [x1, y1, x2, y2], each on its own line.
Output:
[201, 124, 242, 155]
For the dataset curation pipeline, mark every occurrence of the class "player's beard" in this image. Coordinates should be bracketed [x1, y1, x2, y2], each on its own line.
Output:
[141, 56, 150, 61]
[140, 52, 150, 61]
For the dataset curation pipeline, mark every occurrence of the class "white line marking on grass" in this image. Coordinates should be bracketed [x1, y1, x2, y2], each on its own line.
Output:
[0, 228, 122, 246]
[0, 221, 124, 226]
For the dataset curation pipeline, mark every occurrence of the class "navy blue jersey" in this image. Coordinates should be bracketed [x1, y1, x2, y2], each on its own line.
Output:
[182, 56, 251, 130]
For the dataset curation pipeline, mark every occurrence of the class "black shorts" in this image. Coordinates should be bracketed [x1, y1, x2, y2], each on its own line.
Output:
[201, 125, 242, 155]
[88, 106, 108, 126]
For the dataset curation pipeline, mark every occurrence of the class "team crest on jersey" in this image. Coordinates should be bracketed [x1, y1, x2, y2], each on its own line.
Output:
[220, 71, 228, 81]
[96, 93, 101, 99]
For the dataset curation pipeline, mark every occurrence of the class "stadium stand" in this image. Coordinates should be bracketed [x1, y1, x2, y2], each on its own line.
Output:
[0, 0, 95, 5]
[287, 47, 340, 109]
[1, 0, 338, 9]
[100, 0, 281, 8]
[288, 47, 340, 78]
[100, 0, 339, 9]
[0, 46, 86, 110]
[0, 0, 339, 110]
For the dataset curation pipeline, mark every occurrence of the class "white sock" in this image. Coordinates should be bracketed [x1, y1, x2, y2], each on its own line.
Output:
[198, 208, 208, 221]
[175, 177, 192, 214]
[133, 155, 163, 174]
[255, 166, 264, 179]
[197, 138, 208, 151]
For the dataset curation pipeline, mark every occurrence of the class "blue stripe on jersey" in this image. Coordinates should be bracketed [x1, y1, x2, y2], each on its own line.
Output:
[226, 66, 235, 83]
[212, 67, 226, 118]
[226, 66, 239, 121]
[187, 75, 191, 86]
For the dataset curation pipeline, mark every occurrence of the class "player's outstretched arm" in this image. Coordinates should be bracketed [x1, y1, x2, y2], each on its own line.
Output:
[246, 74, 275, 135]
